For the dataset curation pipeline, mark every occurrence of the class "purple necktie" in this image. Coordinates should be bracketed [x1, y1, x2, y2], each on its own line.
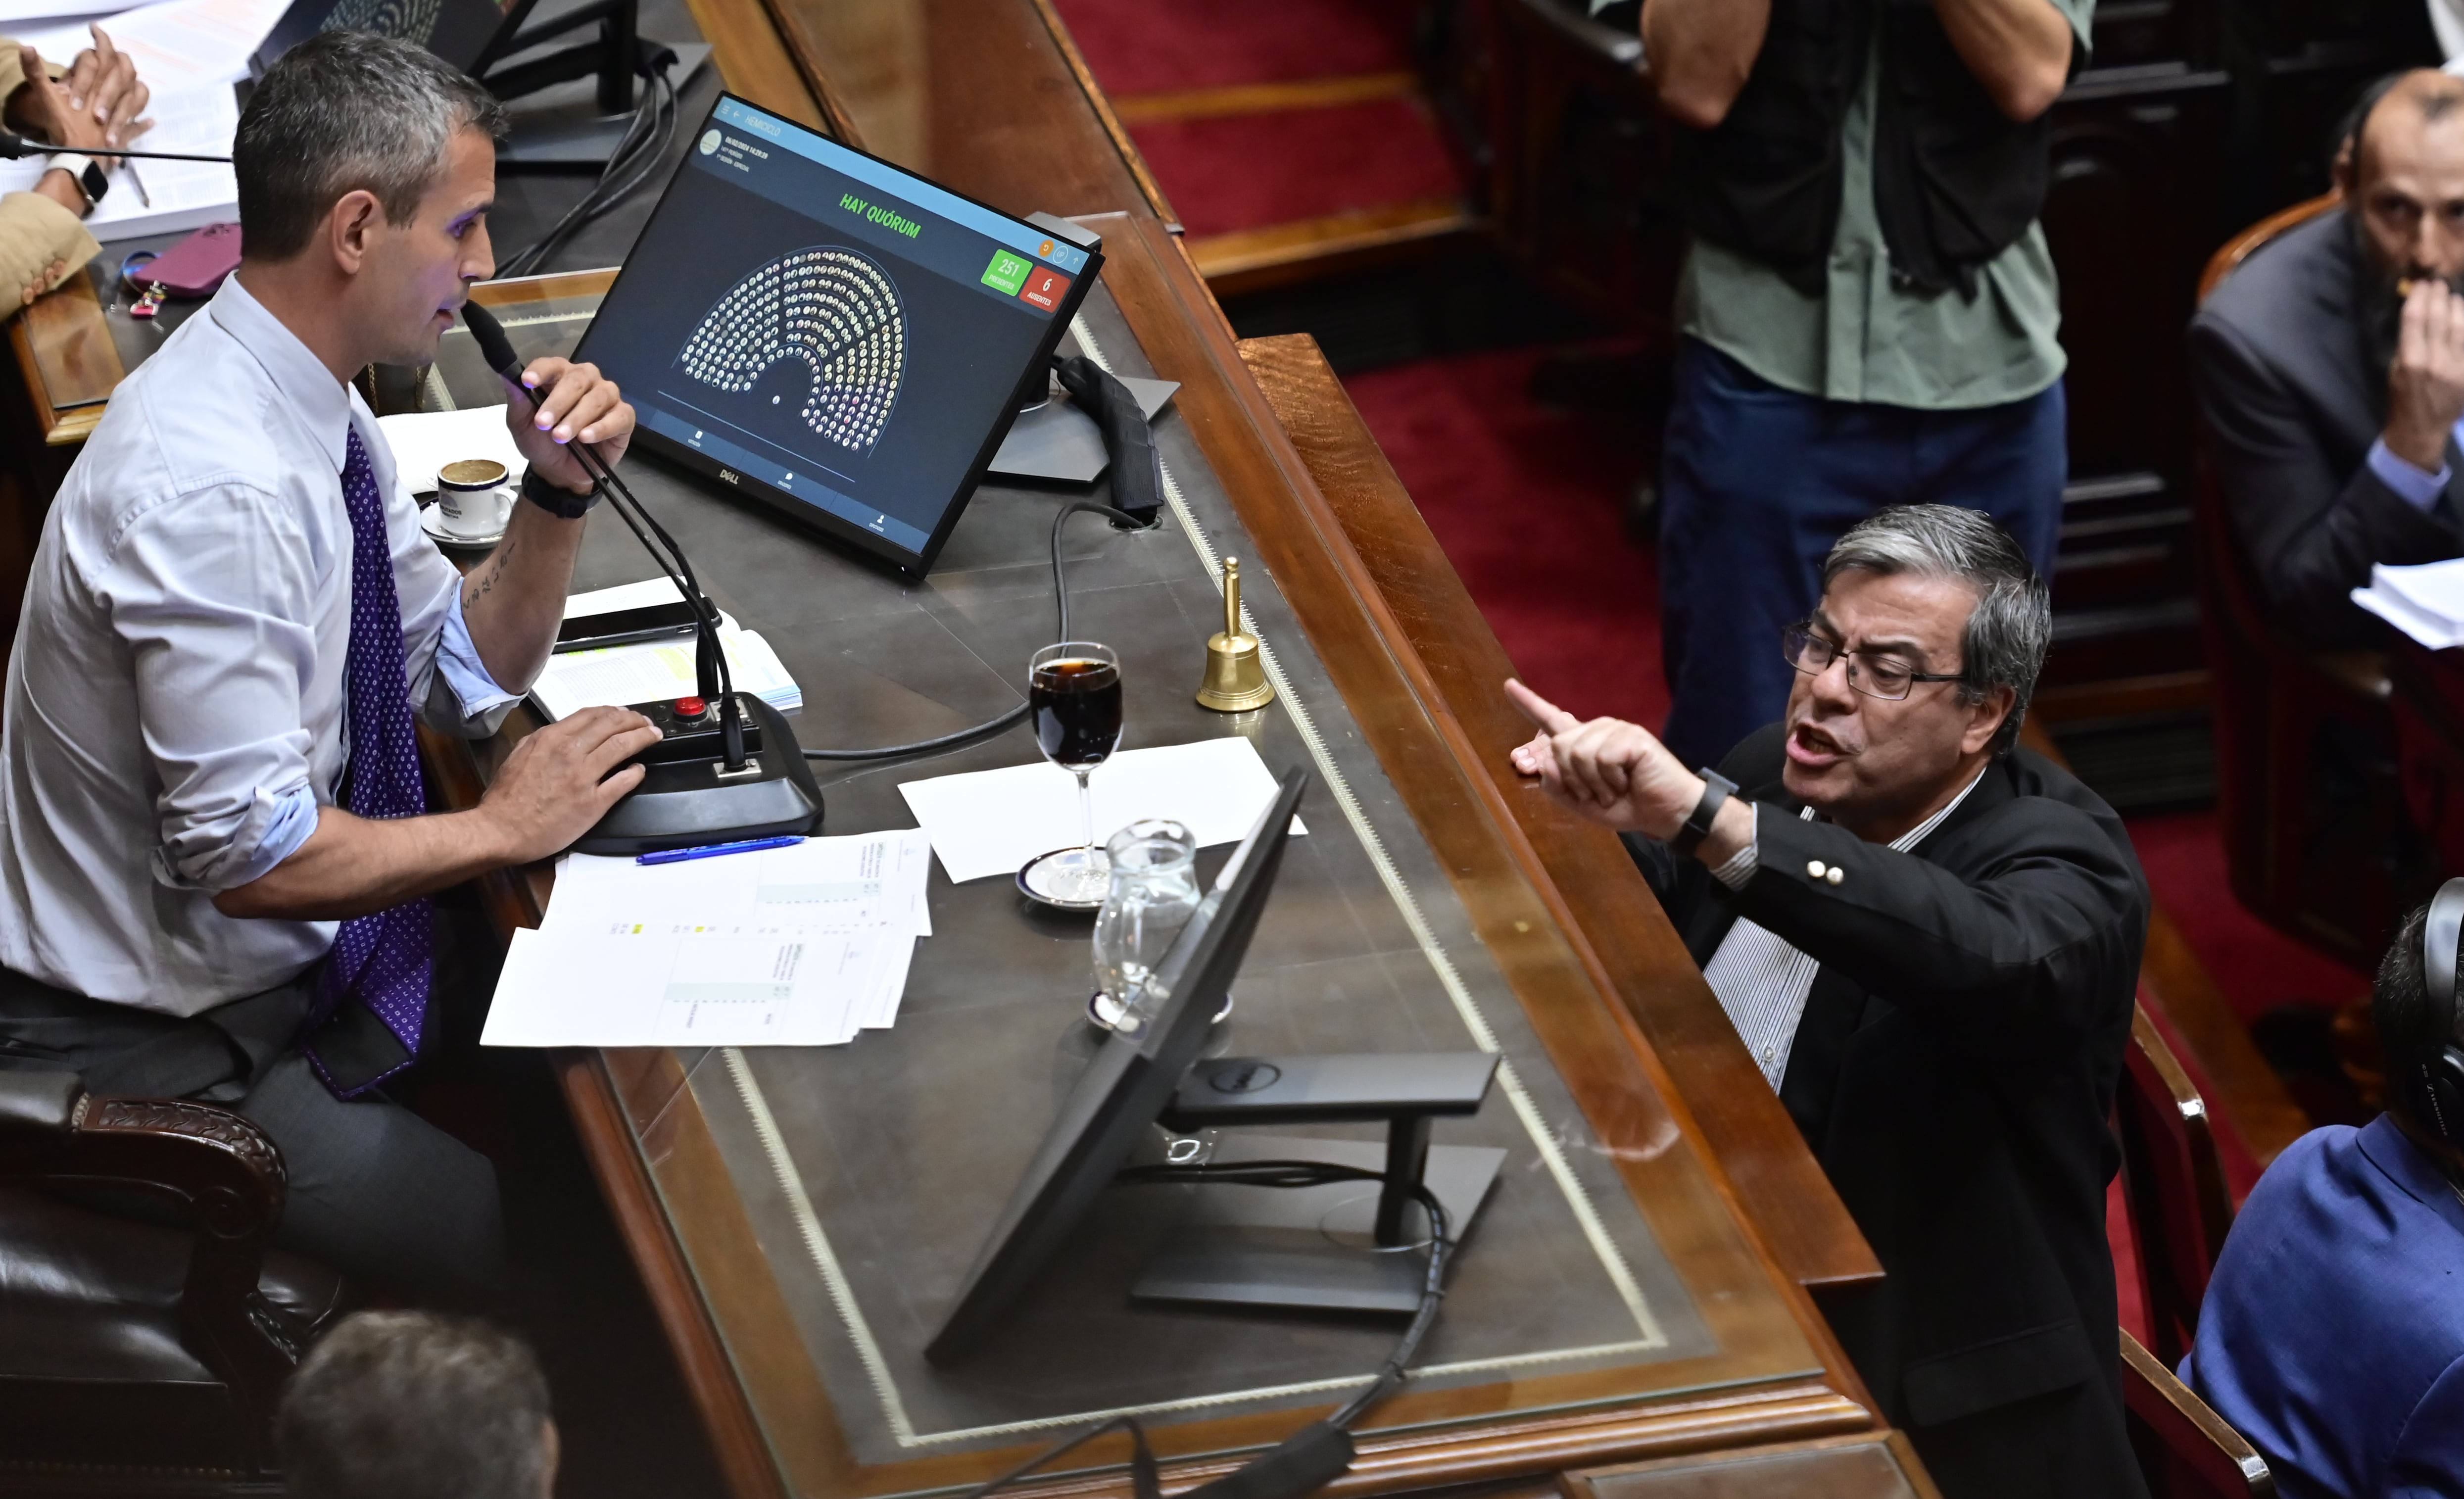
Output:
[303, 426, 434, 1100]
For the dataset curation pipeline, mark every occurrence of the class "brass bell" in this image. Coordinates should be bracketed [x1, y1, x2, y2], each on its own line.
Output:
[1196, 556, 1273, 712]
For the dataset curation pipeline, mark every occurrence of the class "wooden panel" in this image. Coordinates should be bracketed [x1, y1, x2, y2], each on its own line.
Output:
[1564, 1431, 1943, 1499]
[1112, 72, 1424, 124]
[684, 0, 833, 133]
[1231, 329, 1879, 1295]
[1189, 201, 1481, 295]
[755, 0, 1173, 223]
[10, 274, 122, 444]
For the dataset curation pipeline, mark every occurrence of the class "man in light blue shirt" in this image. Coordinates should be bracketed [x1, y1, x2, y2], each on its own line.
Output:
[2185, 895, 2464, 1497]
[0, 33, 659, 1298]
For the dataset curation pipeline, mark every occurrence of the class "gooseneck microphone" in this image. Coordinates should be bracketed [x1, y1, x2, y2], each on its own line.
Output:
[0, 130, 232, 163]
[460, 297, 750, 774]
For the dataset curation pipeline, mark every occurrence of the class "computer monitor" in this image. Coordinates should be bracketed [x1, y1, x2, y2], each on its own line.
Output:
[251, 0, 517, 80]
[925, 766, 1309, 1364]
[566, 94, 1103, 575]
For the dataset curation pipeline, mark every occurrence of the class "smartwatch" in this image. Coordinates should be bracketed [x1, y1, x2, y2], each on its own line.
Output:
[46, 153, 107, 210]
[519, 465, 600, 520]
[1669, 768, 1738, 858]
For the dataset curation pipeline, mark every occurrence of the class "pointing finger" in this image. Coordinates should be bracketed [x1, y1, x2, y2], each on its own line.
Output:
[1504, 678, 1582, 735]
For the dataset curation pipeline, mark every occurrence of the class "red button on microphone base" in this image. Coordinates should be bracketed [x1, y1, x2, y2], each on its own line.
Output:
[675, 696, 707, 719]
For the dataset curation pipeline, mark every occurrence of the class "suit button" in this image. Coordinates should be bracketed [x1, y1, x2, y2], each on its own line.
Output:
[1806, 860, 1827, 879]
[1827, 866, 1844, 885]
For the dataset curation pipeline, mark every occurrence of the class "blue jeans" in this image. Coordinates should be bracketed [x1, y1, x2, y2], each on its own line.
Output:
[1657, 338, 2066, 770]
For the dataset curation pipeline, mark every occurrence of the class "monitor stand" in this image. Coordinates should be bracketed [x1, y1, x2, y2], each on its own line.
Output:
[1132, 1132, 1502, 1314]
[1131, 1051, 1503, 1315]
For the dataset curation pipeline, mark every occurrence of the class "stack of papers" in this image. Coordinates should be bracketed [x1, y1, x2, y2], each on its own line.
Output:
[534, 580, 803, 719]
[2, 0, 292, 239]
[2354, 559, 2464, 649]
[482, 829, 934, 1047]
[898, 736, 1304, 883]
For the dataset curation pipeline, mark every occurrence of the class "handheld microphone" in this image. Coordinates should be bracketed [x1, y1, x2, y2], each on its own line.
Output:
[0, 130, 232, 163]
[459, 297, 747, 770]
[456, 298, 824, 856]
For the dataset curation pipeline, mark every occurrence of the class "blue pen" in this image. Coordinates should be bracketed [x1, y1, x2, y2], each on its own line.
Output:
[636, 835, 805, 866]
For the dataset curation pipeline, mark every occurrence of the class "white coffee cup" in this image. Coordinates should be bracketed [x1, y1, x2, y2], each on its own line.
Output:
[436, 459, 515, 537]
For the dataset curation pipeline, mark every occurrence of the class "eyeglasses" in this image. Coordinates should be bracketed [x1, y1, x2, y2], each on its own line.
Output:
[1779, 624, 1965, 702]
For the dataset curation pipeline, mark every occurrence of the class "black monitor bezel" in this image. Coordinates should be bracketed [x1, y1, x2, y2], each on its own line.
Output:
[571, 91, 1106, 579]
[924, 766, 1308, 1363]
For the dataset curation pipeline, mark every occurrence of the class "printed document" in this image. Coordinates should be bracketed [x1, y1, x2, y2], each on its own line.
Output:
[897, 736, 1304, 883]
[481, 829, 933, 1047]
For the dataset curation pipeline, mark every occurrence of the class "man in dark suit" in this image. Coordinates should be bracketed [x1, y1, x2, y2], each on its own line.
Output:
[1508, 504, 2149, 1499]
[2192, 67, 2464, 648]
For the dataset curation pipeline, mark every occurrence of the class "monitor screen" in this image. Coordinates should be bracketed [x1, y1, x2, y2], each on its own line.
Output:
[925, 766, 1308, 1362]
[568, 94, 1103, 574]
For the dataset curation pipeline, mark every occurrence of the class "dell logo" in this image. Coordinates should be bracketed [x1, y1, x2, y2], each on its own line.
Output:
[719, 468, 739, 484]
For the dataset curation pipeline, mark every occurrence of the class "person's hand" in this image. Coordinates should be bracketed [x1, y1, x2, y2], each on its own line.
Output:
[476, 706, 661, 861]
[2386, 277, 2464, 472]
[62, 27, 149, 149]
[501, 357, 635, 495]
[1504, 678, 1702, 838]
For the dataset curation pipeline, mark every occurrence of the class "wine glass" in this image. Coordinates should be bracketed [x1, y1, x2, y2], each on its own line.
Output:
[1020, 640, 1123, 907]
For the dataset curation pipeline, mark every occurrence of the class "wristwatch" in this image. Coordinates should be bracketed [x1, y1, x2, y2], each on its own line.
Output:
[520, 464, 600, 520]
[45, 153, 107, 210]
[1669, 768, 1738, 858]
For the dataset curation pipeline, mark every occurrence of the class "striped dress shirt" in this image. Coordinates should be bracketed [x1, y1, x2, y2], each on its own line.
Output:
[1701, 770, 1985, 1089]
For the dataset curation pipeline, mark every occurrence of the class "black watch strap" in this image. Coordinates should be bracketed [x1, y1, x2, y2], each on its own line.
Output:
[1670, 768, 1738, 858]
[520, 465, 599, 520]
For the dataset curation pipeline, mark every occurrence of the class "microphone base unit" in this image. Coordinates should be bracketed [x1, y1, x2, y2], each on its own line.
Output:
[574, 693, 823, 855]
[628, 690, 765, 765]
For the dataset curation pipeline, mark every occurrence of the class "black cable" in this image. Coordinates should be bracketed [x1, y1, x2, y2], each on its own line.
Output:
[500, 73, 661, 275]
[800, 499, 1147, 762]
[497, 58, 678, 278]
[957, 1158, 1451, 1499]
[566, 435, 746, 765]
[1113, 1159, 1449, 1429]
[0, 131, 229, 162]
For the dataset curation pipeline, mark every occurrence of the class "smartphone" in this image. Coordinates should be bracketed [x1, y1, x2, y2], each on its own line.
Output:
[553, 599, 701, 653]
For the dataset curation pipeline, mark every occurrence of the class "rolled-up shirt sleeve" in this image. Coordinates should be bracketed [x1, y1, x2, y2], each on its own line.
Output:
[108, 484, 324, 894]
[431, 585, 521, 725]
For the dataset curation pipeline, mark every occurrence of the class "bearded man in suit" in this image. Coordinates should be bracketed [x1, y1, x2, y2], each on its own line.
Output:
[1508, 503, 2150, 1499]
[2192, 67, 2464, 646]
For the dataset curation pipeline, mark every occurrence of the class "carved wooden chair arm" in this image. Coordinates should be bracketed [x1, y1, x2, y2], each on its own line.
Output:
[0, 1071, 300, 1440]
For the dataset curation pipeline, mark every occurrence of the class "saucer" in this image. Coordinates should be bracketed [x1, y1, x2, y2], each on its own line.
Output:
[421, 506, 507, 551]
[1016, 847, 1108, 911]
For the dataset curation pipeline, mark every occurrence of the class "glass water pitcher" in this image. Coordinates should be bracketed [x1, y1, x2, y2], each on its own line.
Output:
[1090, 819, 1202, 1032]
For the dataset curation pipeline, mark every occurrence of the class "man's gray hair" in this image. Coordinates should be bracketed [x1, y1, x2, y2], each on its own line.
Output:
[277, 1311, 552, 1499]
[1821, 504, 2051, 755]
[236, 30, 507, 261]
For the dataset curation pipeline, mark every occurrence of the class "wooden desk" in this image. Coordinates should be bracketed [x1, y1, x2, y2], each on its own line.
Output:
[417, 5, 1897, 1492]
[435, 217, 1890, 1499]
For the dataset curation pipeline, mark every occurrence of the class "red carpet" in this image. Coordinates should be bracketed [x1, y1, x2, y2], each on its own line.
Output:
[2126, 809, 2372, 1021]
[1123, 99, 1465, 239]
[1055, 0, 1423, 93]
[1344, 345, 1668, 728]
[1050, 0, 1468, 239]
